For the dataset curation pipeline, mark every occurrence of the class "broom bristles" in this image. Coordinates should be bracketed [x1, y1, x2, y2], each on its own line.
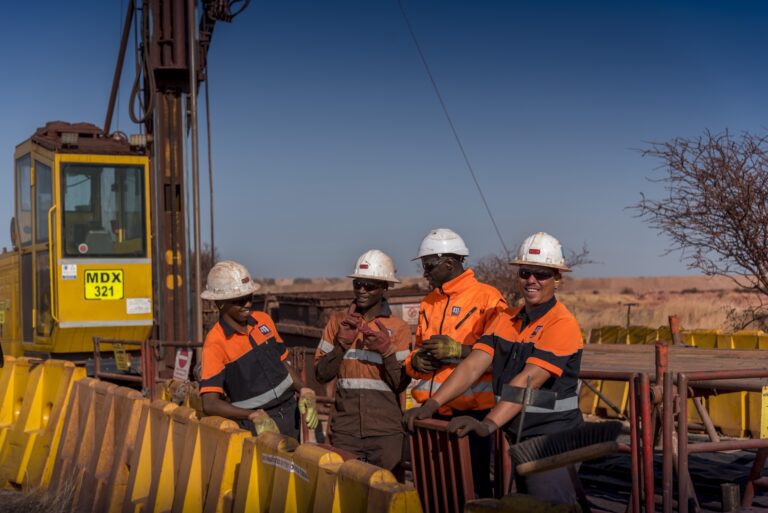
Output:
[509, 420, 623, 468]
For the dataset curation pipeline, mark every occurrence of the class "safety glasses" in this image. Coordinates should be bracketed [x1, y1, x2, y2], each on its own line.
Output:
[352, 280, 384, 291]
[228, 295, 253, 307]
[517, 268, 556, 281]
[421, 257, 446, 274]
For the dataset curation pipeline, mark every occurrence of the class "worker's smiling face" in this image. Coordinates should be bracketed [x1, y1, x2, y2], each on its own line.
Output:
[218, 295, 252, 325]
[352, 279, 386, 310]
[517, 265, 560, 307]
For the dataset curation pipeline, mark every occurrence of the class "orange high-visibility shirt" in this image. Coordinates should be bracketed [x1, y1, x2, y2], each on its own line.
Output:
[405, 269, 506, 414]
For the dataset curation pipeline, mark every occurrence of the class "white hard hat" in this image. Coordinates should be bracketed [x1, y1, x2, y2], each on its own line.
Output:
[347, 249, 400, 284]
[509, 232, 571, 272]
[413, 228, 470, 260]
[201, 260, 261, 300]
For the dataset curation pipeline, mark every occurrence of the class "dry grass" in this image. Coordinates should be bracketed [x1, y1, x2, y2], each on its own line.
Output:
[0, 487, 73, 513]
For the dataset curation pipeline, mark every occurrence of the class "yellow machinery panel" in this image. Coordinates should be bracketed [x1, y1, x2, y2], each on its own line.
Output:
[0, 252, 21, 356]
[9, 136, 154, 354]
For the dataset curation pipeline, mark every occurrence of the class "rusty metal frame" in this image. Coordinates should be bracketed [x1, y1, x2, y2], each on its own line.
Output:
[410, 418, 475, 513]
[674, 369, 768, 513]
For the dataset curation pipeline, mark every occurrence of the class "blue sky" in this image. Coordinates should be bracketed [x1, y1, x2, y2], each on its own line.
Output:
[2, 0, 766, 278]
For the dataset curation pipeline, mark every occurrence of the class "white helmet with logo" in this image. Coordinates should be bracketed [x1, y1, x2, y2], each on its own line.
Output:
[347, 249, 400, 284]
[413, 228, 470, 260]
[509, 232, 571, 272]
[201, 260, 261, 300]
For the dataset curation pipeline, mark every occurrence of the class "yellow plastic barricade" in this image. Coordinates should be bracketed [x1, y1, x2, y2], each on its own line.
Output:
[628, 326, 657, 345]
[594, 326, 623, 344]
[366, 481, 422, 513]
[48, 377, 104, 498]
[231, 432, 299, 513]
[332, 459, 400, 513]
[122, 400, 193, 513]
[0, 359, 86, 489]
[85, 384, 146, 513]
[683, 329, 719, 348]
[0, 356, 24, 450]
[271, 443, 344, 513]
[172, 416, 249, 513]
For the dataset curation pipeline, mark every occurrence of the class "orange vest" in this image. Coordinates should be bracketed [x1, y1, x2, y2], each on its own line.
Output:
[405, 269, 506, 414]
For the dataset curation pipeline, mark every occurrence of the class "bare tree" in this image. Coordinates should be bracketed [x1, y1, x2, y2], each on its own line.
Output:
[632, 130, 768, 329]
[475, 244, 594, 304]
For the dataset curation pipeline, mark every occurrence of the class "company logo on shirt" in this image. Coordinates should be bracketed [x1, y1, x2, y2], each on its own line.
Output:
[258, 324, 272, 335]
[531, 325, 543, 336]
[387, 328, 393, 337]
[451, 306, 461, 316]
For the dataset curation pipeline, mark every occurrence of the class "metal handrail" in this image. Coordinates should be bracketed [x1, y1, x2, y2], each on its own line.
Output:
[47, 204, 58, 322]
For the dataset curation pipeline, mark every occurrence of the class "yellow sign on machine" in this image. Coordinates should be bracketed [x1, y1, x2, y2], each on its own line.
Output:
[84, 270, 124, 300]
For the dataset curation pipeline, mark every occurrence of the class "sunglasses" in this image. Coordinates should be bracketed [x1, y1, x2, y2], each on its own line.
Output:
[421, 257, 446, 274]
[228, 295, 253, 307]
[352, 280, 384, 291]
[518, 268, 556, 281]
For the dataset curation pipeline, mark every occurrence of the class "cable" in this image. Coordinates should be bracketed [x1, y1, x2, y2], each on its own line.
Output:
[396, 0, 510, 256]
[205, 77, 216, 261]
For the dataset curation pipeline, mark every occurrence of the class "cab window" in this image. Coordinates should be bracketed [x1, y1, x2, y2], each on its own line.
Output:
[15, 155, 32, 246]
[61, 163, 146, 258]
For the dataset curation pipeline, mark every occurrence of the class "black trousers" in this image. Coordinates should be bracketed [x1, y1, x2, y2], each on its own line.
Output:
[436, 409, 493, 498]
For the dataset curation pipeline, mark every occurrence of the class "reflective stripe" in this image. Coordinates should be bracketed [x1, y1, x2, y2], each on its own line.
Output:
[231, 374, 294, 409]
[318, 339, 335, 353]
[525, 395, 579, 413]
[395, 350, 410, 361]
[344, 349, 383, 364]
[414, 379, 492, 397]
[337, 378, 391, 392]
[495, 394, 579, 413]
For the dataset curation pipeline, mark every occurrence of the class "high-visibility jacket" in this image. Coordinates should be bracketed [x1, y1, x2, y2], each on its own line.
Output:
[200, 311, 294, 411]
[314, 300, 412, 437]
[474, 298, 584, 440]
[405, 269, 506, 414]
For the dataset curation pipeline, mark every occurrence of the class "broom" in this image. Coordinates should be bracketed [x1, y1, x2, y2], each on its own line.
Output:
[508, 420, 623, 476]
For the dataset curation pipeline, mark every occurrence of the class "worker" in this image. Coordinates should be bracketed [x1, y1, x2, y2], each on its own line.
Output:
[405, 228, 506, 497]
[199, 260, 319, 439]
[404, 232, 584, 504]
[314, 250, 412, 472]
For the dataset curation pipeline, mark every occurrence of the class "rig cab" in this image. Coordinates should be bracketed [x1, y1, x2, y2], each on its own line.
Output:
[0, 122, 153, 358]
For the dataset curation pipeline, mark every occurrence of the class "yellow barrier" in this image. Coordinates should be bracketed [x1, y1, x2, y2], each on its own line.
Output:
[231, 432, 300, 513]
[84, 383, 149, 513]
[122, 400, 182, 512]
[48, 377, 104, 498]
[0, 359, 85, 489]
[271, 443, 344, 513]
[173, 416, 249, 513]
[0, 356, 25, 450]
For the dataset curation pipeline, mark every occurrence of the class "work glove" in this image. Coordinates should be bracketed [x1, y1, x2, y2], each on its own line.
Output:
[410, 349, 442, 373]
[447, 416, 498, 438]
[336, 304, 363, 350]
[422, 335, 463, 361]
[359, 319, 393, 356]
[298, 387, 319, 430]
[403, 398, 440, 431]
[248, 409, 280, 435]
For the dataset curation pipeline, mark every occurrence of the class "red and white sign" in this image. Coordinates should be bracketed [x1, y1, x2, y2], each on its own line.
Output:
[401, 303, 420, 326]
[173, 348, 192, 381]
